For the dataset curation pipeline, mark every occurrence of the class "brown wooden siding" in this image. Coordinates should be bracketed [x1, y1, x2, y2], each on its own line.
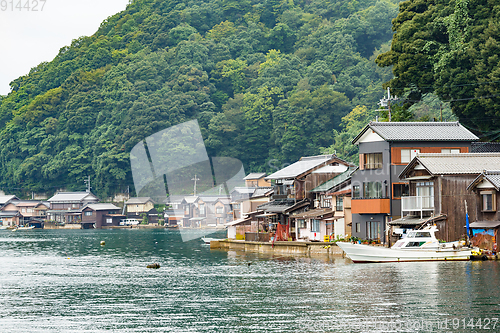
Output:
[351, 199, 390, 214]
[436, 175, 478, 242]
[391, 147, 469, 165]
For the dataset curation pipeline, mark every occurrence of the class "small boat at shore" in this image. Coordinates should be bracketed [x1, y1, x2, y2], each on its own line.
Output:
[337, 226, 475, 263]
[12, 225, 36, 231]
[201, 237, 221, 244]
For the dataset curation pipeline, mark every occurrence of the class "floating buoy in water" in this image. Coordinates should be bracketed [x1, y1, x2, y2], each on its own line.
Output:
[147, 263, 160, 269]
[100, 241, 105, 246]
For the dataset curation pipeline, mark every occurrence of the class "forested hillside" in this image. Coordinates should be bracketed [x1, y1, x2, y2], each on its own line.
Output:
[377, 0, 500, 136]
[0, 0, 400, 197]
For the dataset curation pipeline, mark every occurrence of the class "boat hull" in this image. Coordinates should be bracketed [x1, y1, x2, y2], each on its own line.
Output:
[337, 242, 472, 263]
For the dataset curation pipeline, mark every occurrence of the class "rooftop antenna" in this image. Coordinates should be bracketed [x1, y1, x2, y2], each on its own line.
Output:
[191, 174, 200, 196]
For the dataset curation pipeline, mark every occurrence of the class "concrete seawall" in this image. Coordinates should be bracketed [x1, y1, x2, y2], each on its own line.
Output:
[211, 239, 344, 256]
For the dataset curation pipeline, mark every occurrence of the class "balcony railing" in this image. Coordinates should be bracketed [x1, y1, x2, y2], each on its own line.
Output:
[401, 196, 434, 218]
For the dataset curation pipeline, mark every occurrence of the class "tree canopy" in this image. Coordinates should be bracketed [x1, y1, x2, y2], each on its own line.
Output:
[0, 0, 401, 197]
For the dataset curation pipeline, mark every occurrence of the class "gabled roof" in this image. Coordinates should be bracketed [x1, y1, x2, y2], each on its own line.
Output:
[0, 195, 19, 205]
[251, 187, 274, 198]
[181, 196, 199, 204]
[230, 187, 256, 195]
[243, 172, 267, 180]
[82, 203, 121, 211]
[353, 121, 478, 145]
[400, 153, 500, 179]
[215, 197, 231, 205]
[11, 200, 49, 208]
[311, 166, 358, 193]
[48, 192, 99, 203]
[265, 154, 350, 180]
[467, 171, 500, 191]
[125, 197, 155, 205]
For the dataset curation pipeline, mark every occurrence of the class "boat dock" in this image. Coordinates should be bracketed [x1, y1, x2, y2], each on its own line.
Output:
[210, 239, 343, 256]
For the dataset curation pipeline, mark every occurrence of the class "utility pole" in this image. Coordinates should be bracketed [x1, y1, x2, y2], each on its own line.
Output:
[378, 87, 397, 122]
[84, 176, 91, 193]
[191, 174, 200, 196]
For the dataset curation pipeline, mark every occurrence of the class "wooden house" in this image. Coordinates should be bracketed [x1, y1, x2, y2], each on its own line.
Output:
[258, 154, 353, 240]
[466, 171, 500, 252]
[398, 153, 500, 243]
[243, 173, 271, 187]
[81, 203, 123, 229]
[47, 192, 99, 223]
[351, 121, 478, 243]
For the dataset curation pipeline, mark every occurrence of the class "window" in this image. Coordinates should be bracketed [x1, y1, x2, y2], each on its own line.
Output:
[311, 219, 321, 232]
[106, 218, 113, 224]
[441, 148, 460, 154]
[84, 211, 93, 216]
[321, 195, 331, 208]
[364, 153, 383, 169]
[297, 219, 306, 229]
[355, 223, 360, 233]
[353, 185, 361, 198]
[199, 204, 205, 215]
[233, 203, 240, 210]
[216, 206, 224, 214]
[416, 181, 434, 209]
[367, 221, 381, 240]
[336, 196, 343, 211]
[401, 149, 420, 163]
[481, 191, 496, 212]
[363, 182, 383, 198]
[393, 183, 409, 199]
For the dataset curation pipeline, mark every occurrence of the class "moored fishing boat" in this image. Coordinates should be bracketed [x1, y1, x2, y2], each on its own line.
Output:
[337, 226, 475, 263]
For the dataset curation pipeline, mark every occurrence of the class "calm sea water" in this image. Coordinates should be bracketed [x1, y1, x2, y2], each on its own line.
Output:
[0, 229, 499, 333]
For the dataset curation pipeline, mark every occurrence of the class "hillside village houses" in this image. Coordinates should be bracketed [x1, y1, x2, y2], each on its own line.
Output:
[2, 120, 500, 253]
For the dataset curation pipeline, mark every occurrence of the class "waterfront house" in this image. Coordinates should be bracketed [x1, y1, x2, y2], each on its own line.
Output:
[258, 154, 353, 241]
[466, 171, 500, 252]
[0, 211, 22, 227]
[125, 197, 156, 223]
[298, 166, 357, 241]
[350, 121, 478, 244]
[0, 195, 20, 209]
[243, 173, 271, 187]
[81, 203, 124, 229]
[47, 192, 99, 223]
[398, 153, 500, 243]
[1, 200, 49, 227]
[214, 197, 233, 226]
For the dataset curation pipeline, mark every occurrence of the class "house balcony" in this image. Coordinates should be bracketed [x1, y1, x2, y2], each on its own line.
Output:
[401, 196, 434, 218]
[351, 198, 390, 214]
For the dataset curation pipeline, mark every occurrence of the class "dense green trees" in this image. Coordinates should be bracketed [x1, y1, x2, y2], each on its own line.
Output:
[0, 0, 401, 197]
[377, 0, 500, 135]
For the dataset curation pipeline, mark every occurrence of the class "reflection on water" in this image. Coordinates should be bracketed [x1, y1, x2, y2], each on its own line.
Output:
[0, 229, 499, 332]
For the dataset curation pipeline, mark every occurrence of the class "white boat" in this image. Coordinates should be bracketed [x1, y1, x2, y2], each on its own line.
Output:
[201, 237, 221, 244]
[12, 225, 36, 231]
[337, 226, 474, 263]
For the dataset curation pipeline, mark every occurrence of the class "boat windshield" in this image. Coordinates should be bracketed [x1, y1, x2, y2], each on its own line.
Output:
[406, 231, 432, 238]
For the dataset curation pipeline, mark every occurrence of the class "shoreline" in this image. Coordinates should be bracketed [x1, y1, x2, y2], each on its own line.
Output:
[211, 239, 344, 256]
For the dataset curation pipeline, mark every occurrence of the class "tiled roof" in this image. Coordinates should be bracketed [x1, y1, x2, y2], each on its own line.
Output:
[125, 197, 155, 204]
[48, 192, 99, 202]
[251, 187, 273, 198]
[257, 199, 309, 213]
[400, 153, 500, 177]
[0, 195, 19, 205]
[243, 172, 267, 180]
[467, 171, 500, 191]
[311, 166, 357, 193]
[84, 203, 121, 211]
[471, 142, 500, 153]
[266, 154, 341, 180]
[353, 121, 478, 144]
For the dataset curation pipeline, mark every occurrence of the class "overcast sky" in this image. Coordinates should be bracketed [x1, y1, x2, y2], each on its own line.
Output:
[0, 0, 130, 95]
